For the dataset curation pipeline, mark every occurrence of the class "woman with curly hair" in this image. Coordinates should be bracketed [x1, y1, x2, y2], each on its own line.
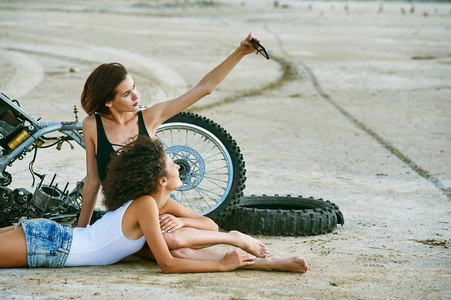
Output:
[0, 136, 308, 273]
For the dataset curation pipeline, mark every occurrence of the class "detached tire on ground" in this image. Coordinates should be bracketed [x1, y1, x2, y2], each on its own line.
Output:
[219, 195, 344, 236]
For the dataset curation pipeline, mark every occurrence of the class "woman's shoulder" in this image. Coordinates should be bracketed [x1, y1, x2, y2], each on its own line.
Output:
[140, 106, 159, 122]
[131, 195, 157, 208]
[82, 114, 97, 138]
[82, 114, 97, 126]
[128, 195, 159, 218]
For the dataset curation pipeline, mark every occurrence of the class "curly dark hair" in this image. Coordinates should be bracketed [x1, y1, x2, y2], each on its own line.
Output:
[101, 135, 167, 211]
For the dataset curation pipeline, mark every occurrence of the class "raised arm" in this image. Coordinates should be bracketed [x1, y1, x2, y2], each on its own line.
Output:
[76, 116, 101, 227]
[143, 33, 257, 135]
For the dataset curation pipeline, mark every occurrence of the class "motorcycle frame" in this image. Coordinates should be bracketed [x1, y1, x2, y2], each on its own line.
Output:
[0, 92, 85, 207]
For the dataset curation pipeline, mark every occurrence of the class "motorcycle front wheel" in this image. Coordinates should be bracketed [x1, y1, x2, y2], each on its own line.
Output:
[156, 112, 246, 222]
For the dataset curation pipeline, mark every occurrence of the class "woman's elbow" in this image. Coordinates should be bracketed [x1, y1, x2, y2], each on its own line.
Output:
[204, 87, 214, 96]
[158, 260, 179, 274]
[160, 266, 172, 274]
[196, 83, 214, 97]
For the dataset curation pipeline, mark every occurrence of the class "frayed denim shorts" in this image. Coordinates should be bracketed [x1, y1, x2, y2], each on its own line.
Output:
[19, 218, 73, 268]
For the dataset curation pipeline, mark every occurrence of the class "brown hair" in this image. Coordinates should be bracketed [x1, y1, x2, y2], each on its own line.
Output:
[102, 135, 168, 211]
[81, 63, 128, 115]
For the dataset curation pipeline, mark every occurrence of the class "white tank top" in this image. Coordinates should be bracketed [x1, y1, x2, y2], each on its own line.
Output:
[65, 200, 146, 266]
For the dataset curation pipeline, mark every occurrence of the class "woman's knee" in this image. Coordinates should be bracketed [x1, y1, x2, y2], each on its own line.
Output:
[163, 231, 184, 249]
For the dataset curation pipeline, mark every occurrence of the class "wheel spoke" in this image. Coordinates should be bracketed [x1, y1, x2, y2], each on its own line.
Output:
[156, 122, 233, 215]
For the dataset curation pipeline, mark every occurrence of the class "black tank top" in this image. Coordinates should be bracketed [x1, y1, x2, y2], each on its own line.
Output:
[95, 110, 150, 182]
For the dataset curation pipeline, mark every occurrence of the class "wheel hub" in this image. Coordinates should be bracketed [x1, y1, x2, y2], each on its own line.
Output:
[165, 145, 205, 191]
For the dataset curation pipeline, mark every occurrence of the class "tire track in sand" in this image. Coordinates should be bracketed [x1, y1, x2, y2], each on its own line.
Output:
[267, 29, 451, 199]
[0, 50, 44, 98]
[0, 43, 186, 106]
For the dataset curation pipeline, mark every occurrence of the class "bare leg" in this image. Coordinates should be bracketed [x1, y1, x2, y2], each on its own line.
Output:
[241, 255, 308, 273]
[0, 225, 17, 234]
[135, 243, 221, 262]
[164, 228, 269, 258]
[170, 247, 226, 261]
[171, 248, 308, 273]
[0, 226, 28, 268]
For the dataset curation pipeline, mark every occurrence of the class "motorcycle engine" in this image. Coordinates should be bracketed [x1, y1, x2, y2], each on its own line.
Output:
[0, 184, 69, 227]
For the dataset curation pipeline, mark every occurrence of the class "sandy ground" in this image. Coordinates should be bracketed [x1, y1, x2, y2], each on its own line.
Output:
[0, 0, 450, 299]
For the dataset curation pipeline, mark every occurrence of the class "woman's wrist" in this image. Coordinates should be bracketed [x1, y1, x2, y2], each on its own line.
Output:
[219, 259, 229, 272]
[237, 44, 252, 57]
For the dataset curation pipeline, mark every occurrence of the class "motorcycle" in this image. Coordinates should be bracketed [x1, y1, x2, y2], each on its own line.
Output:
[0, 92, 246, 227]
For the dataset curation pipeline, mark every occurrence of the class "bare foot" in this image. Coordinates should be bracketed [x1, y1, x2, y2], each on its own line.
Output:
[266, 255, 308, 273]
[229, 230, 269, 258]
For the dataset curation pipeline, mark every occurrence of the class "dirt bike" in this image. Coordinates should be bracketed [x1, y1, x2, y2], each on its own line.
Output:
[0, 92, 246, 227]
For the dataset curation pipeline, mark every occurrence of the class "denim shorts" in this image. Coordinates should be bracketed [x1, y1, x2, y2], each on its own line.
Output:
[19, 218, 73, 268]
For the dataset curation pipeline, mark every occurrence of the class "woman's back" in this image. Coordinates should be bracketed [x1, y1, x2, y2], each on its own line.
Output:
[65, 200, 145, 266]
